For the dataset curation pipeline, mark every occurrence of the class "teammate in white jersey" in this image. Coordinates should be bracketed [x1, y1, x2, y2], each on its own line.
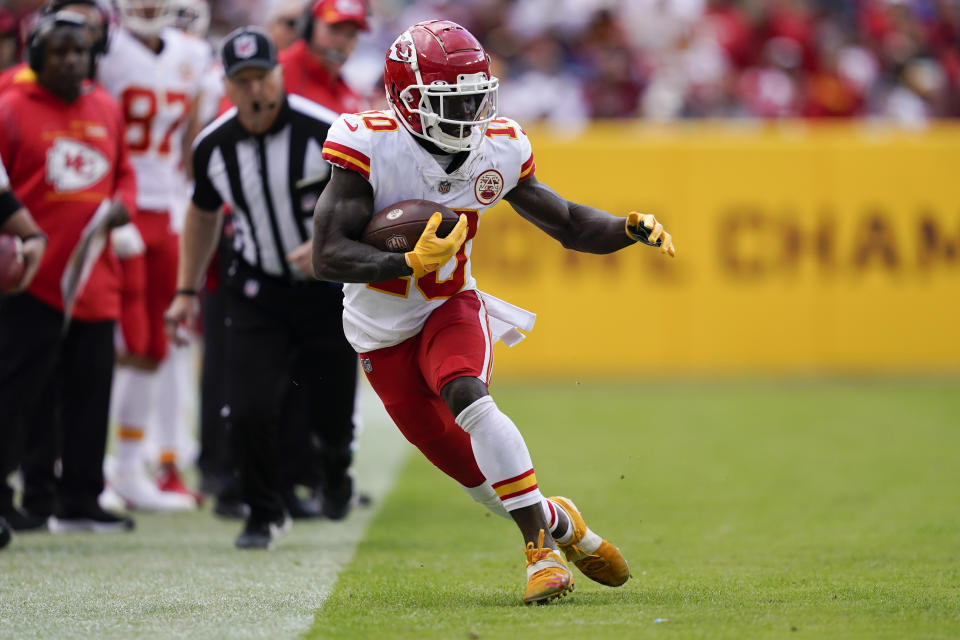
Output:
[313, 20, 675, 604]
[97, 0, 213, 511]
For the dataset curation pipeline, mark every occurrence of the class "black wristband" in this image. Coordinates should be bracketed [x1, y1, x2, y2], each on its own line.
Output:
[175, 288, 198, 296]
[0, 189, 21, 224]
[22, 232, 48, 244]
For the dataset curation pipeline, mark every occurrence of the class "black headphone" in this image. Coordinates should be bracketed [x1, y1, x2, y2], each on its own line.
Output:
[27, 10, 89, 73]
[42, 0, 111, 57]
[298, 0, 318, 41]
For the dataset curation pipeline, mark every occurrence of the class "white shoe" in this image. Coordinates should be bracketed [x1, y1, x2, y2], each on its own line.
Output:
[98, 485, 127, 513]
[110, 468, 195, 512]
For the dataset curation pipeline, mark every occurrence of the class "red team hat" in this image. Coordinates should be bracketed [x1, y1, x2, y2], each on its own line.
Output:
[312, 0, 368, 31]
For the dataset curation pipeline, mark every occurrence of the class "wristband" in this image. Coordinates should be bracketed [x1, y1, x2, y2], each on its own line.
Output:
[0, 189, 21, 222]
[175, 288, 198, 296]
[23, 232, 48, 244]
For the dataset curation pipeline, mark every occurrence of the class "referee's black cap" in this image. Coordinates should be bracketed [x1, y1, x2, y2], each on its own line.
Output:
[221, 27, 277, 78]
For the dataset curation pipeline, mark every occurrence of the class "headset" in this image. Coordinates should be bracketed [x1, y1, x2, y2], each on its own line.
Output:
[26, 10, 89, 73]
[298, 0, 318, 41]
[42, 0, 112, 58]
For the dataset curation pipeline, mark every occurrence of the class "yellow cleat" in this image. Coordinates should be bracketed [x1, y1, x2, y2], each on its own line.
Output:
[523, 529, 574, 605]
[549, 496, 630, 587]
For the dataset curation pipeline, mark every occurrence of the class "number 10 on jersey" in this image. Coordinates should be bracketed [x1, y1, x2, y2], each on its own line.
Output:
[367, 209, 479, 300]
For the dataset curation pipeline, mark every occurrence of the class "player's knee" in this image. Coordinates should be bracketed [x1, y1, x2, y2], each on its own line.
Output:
[440, 376, 488, 417]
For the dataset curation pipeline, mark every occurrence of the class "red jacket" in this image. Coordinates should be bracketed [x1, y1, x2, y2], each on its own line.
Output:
[0, 77, 137, 321]
[277, 40, 368, 114]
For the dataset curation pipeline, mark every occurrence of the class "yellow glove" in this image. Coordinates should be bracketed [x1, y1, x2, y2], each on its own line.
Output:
[625, 211, 676, 257]
[405, 212, 469, 278]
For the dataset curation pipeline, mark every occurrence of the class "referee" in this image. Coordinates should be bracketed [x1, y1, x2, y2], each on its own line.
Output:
[164, 27, 357, 549]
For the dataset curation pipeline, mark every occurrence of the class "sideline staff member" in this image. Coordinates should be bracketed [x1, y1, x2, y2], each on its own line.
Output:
[0, 154, 46, 293]
[0, 150, 45, 548]
[278, 0, 368, 114]
[165, 27, 357, 550]
[0, 10, 136, 533]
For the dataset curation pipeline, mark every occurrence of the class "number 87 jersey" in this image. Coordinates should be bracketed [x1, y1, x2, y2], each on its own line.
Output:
[97, 27, 213, 213]
[321, 109, 537, 353]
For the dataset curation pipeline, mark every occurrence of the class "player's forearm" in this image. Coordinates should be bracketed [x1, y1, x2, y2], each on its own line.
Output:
[177, 204, 222, 290]
[562, 203, 635, 254]
[313, 237, 412, 283]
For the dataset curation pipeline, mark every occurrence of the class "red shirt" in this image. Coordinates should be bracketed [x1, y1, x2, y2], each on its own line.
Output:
[277, 40, 368, 114]
[0, 63, 31, 96]
[0, 78, 137, 321]
[0, 63, 96, 96]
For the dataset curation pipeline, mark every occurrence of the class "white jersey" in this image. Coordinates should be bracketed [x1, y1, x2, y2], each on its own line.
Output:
[322, 110, 536, 352]
[97, 27, 213, 215]
[0, 153, 8, 190]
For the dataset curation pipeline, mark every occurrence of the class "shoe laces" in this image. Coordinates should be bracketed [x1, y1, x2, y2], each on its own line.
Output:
[525, 529, 553, 565]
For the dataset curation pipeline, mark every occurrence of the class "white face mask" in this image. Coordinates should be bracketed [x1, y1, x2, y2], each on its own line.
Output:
[398, 73, 499, 153]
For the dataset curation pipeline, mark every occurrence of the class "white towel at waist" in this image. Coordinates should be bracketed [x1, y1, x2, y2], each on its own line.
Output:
[478, 290, 536, 347]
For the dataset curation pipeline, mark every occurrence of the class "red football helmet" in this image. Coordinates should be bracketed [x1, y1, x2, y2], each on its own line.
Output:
[384, 20, 498, 153]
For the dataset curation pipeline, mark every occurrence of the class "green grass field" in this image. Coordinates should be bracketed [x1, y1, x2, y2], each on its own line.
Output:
[3, 380, 959, 639]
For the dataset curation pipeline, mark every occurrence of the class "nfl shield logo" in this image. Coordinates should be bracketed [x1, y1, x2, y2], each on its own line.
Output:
[243, 278, 260, 298]
[385, 234, 409, 251]
[438, 180, 451, 194]
[234, 34, 258, 59]
[360, 358, 373, 373]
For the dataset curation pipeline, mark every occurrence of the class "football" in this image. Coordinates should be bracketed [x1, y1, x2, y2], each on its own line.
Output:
[361, 199, 460, 253]
[0, 234, 24, 293]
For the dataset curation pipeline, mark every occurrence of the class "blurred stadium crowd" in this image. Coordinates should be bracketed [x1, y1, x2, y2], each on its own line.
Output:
[4, 0, 960, 128]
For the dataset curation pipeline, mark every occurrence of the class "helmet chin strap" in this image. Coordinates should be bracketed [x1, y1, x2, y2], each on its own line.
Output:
[423, 121, 477, 153]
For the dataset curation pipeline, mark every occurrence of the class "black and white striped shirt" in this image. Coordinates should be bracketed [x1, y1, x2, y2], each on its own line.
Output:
[191, 94, 337, 280]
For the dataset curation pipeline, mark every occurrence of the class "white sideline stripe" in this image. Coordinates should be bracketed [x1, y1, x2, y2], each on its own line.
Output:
[284, 382, 410, 637]
[0, 381, 409, 640]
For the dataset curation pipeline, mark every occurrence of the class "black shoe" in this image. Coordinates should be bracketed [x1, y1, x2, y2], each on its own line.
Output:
[199, 471, 233, 496]
[0, 517, 11, 550]
[214, 497, 250, 520]
[213, 476, 249, 520]
[0, 508, 49, 532]
[282, 487, 323, 520]
[234, 513, 291, 550]
[49, 506, 135, 533]
[321, 474, 353, 521]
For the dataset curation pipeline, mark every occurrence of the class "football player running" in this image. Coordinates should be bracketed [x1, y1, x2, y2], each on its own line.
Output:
[312, 20, 674, 604]
[96, 0, 214, 511]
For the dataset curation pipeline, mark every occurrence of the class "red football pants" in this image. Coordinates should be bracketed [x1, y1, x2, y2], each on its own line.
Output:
[359, 290, 494, 488]
[118, 210, 178, 362]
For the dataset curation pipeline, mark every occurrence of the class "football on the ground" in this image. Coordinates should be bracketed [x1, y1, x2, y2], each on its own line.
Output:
[0, 234, 24, 293]
[361, 199, 460, 253]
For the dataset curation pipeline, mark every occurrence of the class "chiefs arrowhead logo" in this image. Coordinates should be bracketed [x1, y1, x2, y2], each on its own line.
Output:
[387, 31, 415, 63]
[46, 138, 109, 192]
